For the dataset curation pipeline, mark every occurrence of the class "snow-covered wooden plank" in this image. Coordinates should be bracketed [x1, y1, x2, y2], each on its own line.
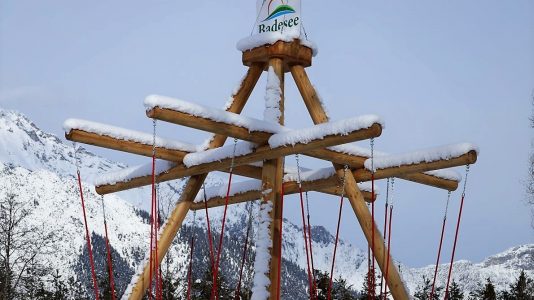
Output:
[328, 143, 462, 190]
[145, 95, 284, 143]
[64, 119, 196, 162]
[190, 174, 376, 211]
[364, 143, 479, 172]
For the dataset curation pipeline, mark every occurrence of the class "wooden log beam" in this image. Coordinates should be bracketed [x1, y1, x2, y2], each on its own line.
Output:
[96, 139, 467, 195]
[291, 64, 411, 300]
[147, 107, 272, 144]
[65, 129, 190, 162]
[145, 103, 461, 190]
[127, 63, 264, 300]
[189, 177, 375, 211]
[95, 123, 382, 194]
[356, 151, 477, 181]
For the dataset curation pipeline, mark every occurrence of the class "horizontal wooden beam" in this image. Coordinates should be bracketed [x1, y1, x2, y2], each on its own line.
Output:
[190, 177, 375, 211]
[355, 150, 478, 181]
[147, 107, 271, 144]
[65, 129, 189, 162]
[96, 124, 381, 193]
[145, 105, 461, 189]
[188, 151, 476, 211]
[69, 126, 459, 193]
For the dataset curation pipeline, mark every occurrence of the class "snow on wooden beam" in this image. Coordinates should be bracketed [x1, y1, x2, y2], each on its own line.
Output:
[64, 119, 196, 162]
[145, 95, 383, 145]
[364, 143, 479, 172]
[190, 171, 376, 211]
[94, 140, 467, 195]
[163, 123, 382, 178]
[326, 144, 463, 190]
[145, 95, 284, 144]
[94, 121, 381, 194]
[356, 144, 478, 181]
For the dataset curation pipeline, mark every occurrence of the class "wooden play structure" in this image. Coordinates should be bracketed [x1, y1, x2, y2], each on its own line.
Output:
[64, 5, 478, 300]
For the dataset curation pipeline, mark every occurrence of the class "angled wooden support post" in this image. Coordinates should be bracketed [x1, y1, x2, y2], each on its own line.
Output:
[290, 64, 410, 300]
[127, 63, 264, 300]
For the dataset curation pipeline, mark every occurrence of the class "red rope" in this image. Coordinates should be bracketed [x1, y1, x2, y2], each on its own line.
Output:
[236, 208, 252, 299]
[103, 220, 117, 300]
[367, 243, 371, 300]
[203, 189, 216, 270]
[298, 186, 314, 299]
[149, 153, 156, 299]
[307, 212, 317, 297]
[379, 202, 389, 298]
[276, 185, 285, 300]
[210, 171, 234, 300]
[327, 194, 344, 300]
[444, 193, 466, 299]
[76, 170, 100, 300]
[186, 236, 195, 300]
[430, 217, 447, 300]
[155, 192, 162, 300]
[383, 205, 393, 300]
[371, 173, 376, 298]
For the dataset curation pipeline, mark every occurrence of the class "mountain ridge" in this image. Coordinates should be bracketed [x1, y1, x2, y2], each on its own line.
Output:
[0, 107, 532, 298]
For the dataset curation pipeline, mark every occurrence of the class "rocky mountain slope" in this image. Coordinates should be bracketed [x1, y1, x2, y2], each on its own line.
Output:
[0, 107, 531, 298]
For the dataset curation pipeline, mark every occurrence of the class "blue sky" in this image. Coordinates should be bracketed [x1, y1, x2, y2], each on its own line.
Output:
[1, 1, 533, 268]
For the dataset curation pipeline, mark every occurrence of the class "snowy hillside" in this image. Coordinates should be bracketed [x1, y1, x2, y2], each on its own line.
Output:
[0, 107, 531, 299]
[402, 244, 534, 295]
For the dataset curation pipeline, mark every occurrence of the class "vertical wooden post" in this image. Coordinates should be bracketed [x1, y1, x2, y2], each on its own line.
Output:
[290, 65, 410, 300]
[255, 57, 285, 300]
[128, 64, 264, 300]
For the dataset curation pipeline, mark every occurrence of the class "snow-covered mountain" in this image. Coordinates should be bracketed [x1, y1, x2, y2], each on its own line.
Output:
[402, 244, 534, 295]
[0, 107, 531, 299]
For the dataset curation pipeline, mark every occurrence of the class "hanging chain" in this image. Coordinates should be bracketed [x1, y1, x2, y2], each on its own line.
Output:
[73, 142, 80, 172]
[340, 165, 349, 199]
[443, 191, 452, 221]
[101, 195, 107, 224]
[230, 138, 238, 173]
[296, 154, 303, 188]
[462, 165, 470, 198]
[152, 119, 157, 157]
[385, 178, 390, 205]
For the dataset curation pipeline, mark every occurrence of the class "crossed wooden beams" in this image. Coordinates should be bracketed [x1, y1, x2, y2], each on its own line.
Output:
[65, 41, 477, 300]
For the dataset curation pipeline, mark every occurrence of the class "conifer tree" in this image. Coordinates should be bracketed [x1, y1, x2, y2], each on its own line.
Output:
[191, 268, 231, 300]
[359, 270, 380, 300]
[480, 278, 497, 300]
[414, 275, 441, 300]
[509, 270, 533, 300]
[51, 269, 67, 300]
[66, 276, 88, 300]
[314, 269, 329, 300]
[447, 280, 464, 300]
[333, 277, 356, 300]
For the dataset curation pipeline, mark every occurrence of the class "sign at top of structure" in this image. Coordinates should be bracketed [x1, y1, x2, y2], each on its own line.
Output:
[254, 0, 301, 35]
